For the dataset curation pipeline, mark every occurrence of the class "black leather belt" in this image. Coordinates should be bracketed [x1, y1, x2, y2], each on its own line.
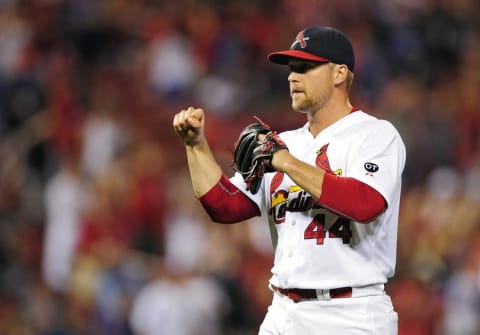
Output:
[271, 284, 352, 302]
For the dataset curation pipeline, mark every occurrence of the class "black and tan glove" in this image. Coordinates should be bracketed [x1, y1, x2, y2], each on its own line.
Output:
[232, 116, 288, 194]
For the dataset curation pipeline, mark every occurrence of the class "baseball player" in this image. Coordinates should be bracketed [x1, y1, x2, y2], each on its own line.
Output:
[173, 27, 406, 334]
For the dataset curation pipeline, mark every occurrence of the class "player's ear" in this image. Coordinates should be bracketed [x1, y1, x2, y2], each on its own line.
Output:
[333, 64, 348, 86]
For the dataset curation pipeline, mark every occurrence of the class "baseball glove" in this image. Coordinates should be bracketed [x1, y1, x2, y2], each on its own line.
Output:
[232, 116, 288, 194]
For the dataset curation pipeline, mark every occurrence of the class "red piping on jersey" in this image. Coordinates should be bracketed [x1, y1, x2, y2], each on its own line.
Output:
[199, 173, 260, 224]
[318, 173, 387, 223]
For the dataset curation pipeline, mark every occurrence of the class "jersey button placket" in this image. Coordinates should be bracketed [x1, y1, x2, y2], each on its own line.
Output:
[281, 213, 296, 287]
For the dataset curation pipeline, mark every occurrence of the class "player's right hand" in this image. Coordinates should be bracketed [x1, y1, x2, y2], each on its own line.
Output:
[173, 107, 205, 146]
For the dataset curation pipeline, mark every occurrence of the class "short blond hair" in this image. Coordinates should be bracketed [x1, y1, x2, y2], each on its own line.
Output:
[346, 70, 354, 92]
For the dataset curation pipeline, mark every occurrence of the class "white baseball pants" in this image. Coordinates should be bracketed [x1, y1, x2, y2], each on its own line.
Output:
[258, 287, 398, 334]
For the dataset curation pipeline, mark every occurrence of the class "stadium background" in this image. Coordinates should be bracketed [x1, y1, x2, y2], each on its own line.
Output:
[0, 0, 479, 334]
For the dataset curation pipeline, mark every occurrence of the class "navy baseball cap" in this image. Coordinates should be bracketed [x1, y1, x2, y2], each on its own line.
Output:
[268, 27, 355, 72]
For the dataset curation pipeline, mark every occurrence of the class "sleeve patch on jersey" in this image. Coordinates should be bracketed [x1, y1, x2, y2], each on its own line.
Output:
[364, 162, 379, 173]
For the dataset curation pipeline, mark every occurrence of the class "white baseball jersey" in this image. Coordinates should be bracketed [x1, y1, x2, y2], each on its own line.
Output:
[231, 111, 406, 290]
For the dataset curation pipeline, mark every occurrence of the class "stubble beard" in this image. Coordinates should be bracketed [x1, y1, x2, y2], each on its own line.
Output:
[292, 95, 326, 114]
[292, 86, 333, 114]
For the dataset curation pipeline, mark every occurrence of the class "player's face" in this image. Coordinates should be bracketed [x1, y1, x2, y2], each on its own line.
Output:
[287, 60, 335, 114]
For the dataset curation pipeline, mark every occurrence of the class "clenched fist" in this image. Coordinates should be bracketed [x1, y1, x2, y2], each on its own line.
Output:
[173, 107, 205, 146]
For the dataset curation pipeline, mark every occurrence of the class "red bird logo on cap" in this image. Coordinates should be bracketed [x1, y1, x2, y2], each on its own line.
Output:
[292, 31, 309, 49]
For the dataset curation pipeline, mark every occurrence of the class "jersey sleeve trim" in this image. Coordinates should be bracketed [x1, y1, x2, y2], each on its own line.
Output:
[199, 173, 260, 224]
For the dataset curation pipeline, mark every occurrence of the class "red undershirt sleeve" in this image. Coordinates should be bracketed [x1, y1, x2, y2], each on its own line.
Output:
[199, 173, 261, 224]
[318, 173, 387, 223]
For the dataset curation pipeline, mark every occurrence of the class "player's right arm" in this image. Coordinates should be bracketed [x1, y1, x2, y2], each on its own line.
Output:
[173, 107, 260, 223]
[173, 107, 222, 197]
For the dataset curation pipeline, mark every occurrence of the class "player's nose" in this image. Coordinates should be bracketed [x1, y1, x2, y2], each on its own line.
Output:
[288, 71, 301, 83]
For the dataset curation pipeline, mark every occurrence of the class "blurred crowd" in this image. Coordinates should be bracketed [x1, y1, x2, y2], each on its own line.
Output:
[0, 0, 479, 334]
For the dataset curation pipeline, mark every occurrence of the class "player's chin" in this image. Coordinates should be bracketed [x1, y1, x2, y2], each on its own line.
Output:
[291, 101, 310, 114]
[292, 96, 309, 110]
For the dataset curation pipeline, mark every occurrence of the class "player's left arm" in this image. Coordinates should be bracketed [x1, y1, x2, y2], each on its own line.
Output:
[272, 122, 405, 223]
[272, 151, 384, 223]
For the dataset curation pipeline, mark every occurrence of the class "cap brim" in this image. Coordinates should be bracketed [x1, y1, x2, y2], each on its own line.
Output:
[268, 50, 330, 65]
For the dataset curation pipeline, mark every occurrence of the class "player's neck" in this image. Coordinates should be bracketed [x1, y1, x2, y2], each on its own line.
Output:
[307, 99, 352, 137]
